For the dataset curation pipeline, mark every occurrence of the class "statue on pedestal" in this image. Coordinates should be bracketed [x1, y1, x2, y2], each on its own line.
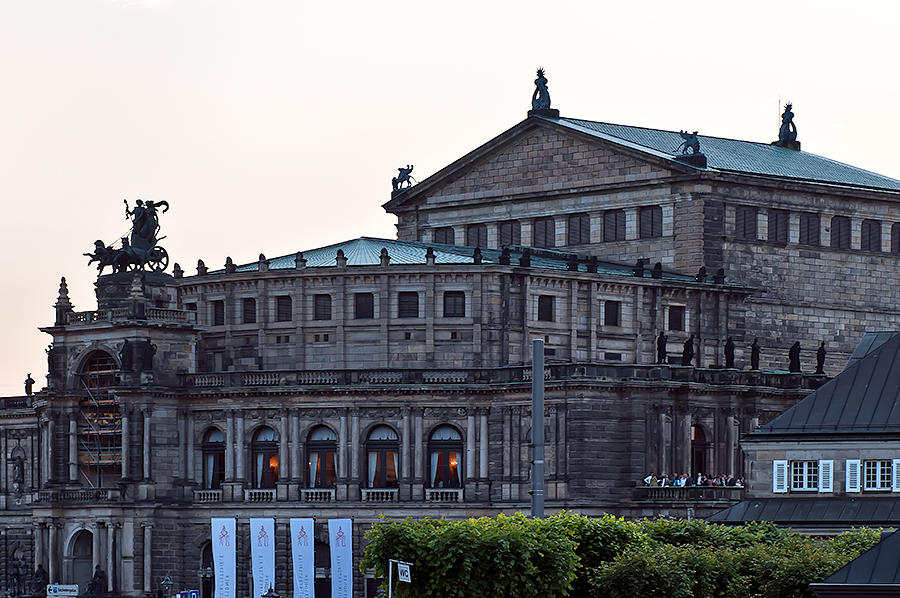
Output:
[681, 334, 695, 366]
[724, 337, 735, 369]
[816, 341, 826, 374]
[788, 341, 802, 373]
[778, 103, 798, 143]
[656, 332, 668, 364]
[750, 338, 760, 370]
[532, 68, 551, 111]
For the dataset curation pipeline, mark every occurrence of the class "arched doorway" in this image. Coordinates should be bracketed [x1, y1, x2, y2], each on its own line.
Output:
[200, 543, 214, 598]
[70, 530, 93, 595]
[690, 425, 708, 476]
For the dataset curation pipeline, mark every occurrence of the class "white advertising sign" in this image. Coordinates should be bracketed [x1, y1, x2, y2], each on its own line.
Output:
[328, 519, 353, 598]
[250, 518, 276, 598]
[290, 518, 315, 598]
[211, 518, 236, 598]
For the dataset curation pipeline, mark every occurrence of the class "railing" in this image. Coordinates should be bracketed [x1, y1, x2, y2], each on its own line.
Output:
[181, 363, 827, 391]
[302, 488, 336, 502]
[425, 488, 463, 502]
[193, 489, 223, 503]
[36, 488, 119, 503]
[67, 307, 196, 325]
[244, 488, 276, 503]
[637, 486, 745, 502]
[361, 488, 399, 502]
[0, 396, 30, 410]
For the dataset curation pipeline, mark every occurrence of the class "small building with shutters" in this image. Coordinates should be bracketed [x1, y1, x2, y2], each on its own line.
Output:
[710, 332, 900, 533]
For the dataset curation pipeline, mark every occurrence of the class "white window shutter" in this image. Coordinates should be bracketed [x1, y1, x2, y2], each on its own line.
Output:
[846, 460, 861, 493]
[893, 459, 900, 492]
[773, 460, 788, 493]
[819, 460, 833, 493]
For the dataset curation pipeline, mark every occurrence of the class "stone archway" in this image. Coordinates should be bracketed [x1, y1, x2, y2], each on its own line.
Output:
[68, 530, 93, 594]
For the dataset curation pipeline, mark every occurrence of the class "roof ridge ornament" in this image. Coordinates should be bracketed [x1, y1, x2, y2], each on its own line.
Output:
[772, 102, 801, 151]
[673, 130, 708, 168]
[84, 199, 171, 275]
[391, 164, 416, 195]
[527, 67, 560, 118]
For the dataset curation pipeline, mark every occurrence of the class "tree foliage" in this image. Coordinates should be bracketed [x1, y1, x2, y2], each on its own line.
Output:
[361, 513, 882, 598]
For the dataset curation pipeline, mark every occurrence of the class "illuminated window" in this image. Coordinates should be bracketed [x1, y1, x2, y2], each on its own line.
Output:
[366, 425, 399, 488]
[306, 426, 337, 488]
[251, 427, 279, 489]
[428, 425, 462, 489]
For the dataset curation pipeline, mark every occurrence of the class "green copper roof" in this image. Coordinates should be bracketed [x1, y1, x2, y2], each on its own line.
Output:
[208, 237, 733, 287]
[552, 117, 900, 192]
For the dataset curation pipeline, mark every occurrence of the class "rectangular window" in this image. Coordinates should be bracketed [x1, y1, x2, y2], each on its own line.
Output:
[185, 302, 197, 311]
[604, 301, 621, 327]
[862, 219, 882, 252]
[313, 294, 332, 320]
[499, 220, 521, 246]
[533, 217, 555, 248]
[397, 291, 419, 318]
[790, 460, 819, 491]
[354, 293, 374, 319]
[639, 206, 662, 238]
[433, 226, 455, 245]
[443, 291, 466, 318]
[892, 223, 900, 254]
[212, 300, 225, 326]
[603, 209, 626, 242]
[799, 212, 820, 246]
[667, 305, 685, 332]
[830, 216, 851, 249]
[864, 460, 892, 490]
[242, 298, 257, 324]
[768, 209, 789, 244]
[275, 296, 292, 322]
[466, 224, 488, 248]
[735, 206, 758, 240]
[567, 213, 590, 245]
[537, 295, 554, 322]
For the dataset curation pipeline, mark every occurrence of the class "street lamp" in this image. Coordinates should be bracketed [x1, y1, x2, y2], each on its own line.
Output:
[160, 575, 174, 598]
[261, 586, 279, 598]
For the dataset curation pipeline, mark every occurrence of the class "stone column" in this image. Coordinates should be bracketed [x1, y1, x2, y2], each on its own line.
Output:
[142, 523, 152, 593]
[401, 407, 411, 480]
[338, 412, 347, 479]
[92, 523, 102, 571]
[186, 412, 195, 482]
[142, 409, 151, 480]
[121, 410, 129, 480]
[479, 410, 488, 479]
[280, 411, 290, 482]
[725, 414, 736, 476]
[107, 523, 115, 591]
[69, 418, 78, 482]
[466, 414, 475, 481]
[658, 412, 670, 474]
[235, 412, 245, 482]
[290, 410, 301, 482]
[225, 411, 234, 482]
[678, 413, 692, 474]
[47, 417, 56, 483]
[350, 410, 360, 484]
[177, 410, 187, 480]
[413, 409, 424, 499]
[48, 522, 58, 582]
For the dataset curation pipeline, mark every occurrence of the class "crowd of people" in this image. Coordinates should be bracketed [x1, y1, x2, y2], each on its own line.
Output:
[641, 472, 744, 487]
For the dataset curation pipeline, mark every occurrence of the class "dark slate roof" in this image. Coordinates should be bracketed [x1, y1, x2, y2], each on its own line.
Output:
[549, 117, 900, 192]
[708, 497, 900, 525]
[821, 530, 900, 585]
[205, 237, 738, 286]
[747, 332, 900, 437]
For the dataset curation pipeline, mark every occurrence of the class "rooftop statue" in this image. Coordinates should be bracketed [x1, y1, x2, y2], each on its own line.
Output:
[532, 68, 551, 111]
[675, 130, 701, 155]
[84, 199, 170, 274]
[392, 165, 416, 191]
[778, 103, 798, 143]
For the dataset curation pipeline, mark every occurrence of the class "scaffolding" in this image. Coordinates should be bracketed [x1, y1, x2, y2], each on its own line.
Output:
[78, 352, 122, 488]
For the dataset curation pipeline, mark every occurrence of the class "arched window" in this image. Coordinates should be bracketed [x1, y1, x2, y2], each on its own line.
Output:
[71, 530, 94, 594]
[307, 426, 337, 488]
[202, 428, 225, 490]
[366, 425, 399, 488]
[81, 350, 119, 388]
[690, 425, 709, 476]
[428, 425, 462, 488]
[251, 427, 279, 489]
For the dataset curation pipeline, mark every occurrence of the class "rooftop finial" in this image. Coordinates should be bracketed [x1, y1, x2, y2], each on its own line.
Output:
[392, 165, 416, 193]
[528, 67, 560, 118]
[773, 102, 800, 150]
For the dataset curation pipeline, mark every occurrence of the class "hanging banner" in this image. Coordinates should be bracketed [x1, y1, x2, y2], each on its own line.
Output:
[290, 518, 315, 598]
[328, 519, 353, 598]
[211, 518, 236, 598]
[250, 518, 276, 598]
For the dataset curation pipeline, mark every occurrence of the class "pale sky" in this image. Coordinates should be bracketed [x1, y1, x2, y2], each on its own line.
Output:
[1, 0, 898, 395]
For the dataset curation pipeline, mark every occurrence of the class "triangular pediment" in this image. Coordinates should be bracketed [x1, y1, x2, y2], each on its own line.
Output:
[385, 118, 683, 212]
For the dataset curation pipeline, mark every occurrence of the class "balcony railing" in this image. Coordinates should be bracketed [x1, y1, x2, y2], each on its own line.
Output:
[424, 488, 463, 502]
[66, 307, 196, 325]
[36, 488, 120, 503]
[302, 488, 336, 502]
[244, 488, 276, 503]
[193, 489, 223, 503]
[181, 363, 827, 390]
[636, 486, 744, 502]
[361, 488, 398, 502]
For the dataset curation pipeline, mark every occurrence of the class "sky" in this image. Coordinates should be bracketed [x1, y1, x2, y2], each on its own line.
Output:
[1, 0, 899, 395]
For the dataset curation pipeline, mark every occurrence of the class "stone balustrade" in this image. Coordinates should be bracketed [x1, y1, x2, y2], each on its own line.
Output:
[424, 488, 464, 502]
[193, 489, 223, 503]
[301, 488, 336, 502]
[361, 488, 399, 502]
[66, 307, 196, 325]
[244, 489, 276, 503]
[36, 488, 119, 503]
[636, 486, 745, 502]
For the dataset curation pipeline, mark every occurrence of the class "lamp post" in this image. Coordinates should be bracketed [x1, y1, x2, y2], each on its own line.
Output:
[261, 587, 279, 598]
[160, 575, 174, 598]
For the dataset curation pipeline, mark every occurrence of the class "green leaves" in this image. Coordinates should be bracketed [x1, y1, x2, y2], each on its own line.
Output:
[360, 514, 882, 598]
